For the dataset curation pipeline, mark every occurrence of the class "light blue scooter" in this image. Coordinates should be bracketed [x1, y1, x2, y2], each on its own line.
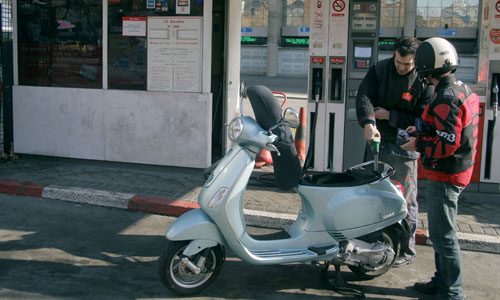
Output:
[159, 84, 407, 296]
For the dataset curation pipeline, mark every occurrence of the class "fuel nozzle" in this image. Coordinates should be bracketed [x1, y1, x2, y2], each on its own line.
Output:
[370, 136, 381, 172]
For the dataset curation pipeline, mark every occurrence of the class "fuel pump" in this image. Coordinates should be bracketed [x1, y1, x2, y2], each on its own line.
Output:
[343, 0, 380, 169]
[485, 65, 500, 179]
[306, 56, 327, 170]
[307, 0, 350, 172]
[474, 0, 500, 192]
[307, 0, 378, 172]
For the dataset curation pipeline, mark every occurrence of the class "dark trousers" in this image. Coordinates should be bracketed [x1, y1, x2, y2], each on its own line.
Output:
[426, 180, 465, 300]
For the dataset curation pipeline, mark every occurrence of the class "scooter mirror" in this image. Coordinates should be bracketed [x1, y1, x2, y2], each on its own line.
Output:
[283, 107, 299, 128]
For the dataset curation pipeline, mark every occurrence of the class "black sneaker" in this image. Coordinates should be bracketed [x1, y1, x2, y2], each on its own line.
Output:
[393, 255, 414, 268]
[413, 280, 437, 295]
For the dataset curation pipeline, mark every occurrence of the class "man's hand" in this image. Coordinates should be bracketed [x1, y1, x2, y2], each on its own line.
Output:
[401, 136, 417, 151]
[364, 123, 381, 142]
[374, 107, 390, 120]
[406, 126, 418, 135]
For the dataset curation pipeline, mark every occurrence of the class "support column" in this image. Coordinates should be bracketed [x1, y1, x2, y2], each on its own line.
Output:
[403, 0, 417, 37]
[266, 0, 283, 77]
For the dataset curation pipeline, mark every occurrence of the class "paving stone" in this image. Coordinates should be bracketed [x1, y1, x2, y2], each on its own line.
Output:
[483, 227, 499, 236]
[245, 203, 257, 210]
[470, 225, 485, 234]
[457, 223, 472, 233]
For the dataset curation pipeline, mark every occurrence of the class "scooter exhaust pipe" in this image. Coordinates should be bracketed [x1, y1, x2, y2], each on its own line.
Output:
[353, 246, 394, 255]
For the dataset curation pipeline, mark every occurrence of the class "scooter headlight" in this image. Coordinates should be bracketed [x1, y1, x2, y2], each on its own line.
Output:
[208, 187, 228, 208]
[228, 117, 244, 142]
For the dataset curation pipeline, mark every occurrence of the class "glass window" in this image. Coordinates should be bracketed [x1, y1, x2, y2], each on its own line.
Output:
[17, 0, 102, 88]
[241, 0, 268, 27]
[416, 0, 479, 28]
[107, 0, 203, 91]
[381, 0, 404, 27]
[283, 0, 309, 27]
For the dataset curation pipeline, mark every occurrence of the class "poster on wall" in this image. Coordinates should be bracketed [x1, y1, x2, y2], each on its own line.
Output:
[176, 0, 191, 14]
[147, 17, 202, 92]
[122, 17, 147, 37]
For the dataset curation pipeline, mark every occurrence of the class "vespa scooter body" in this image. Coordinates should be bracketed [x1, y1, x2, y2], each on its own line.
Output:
[161, 85, 407, 295]
[166, 117, 406, 265]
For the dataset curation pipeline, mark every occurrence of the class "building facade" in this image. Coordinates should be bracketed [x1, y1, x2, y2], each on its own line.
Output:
[8, 0, 243, 168]
[240, 0, 480, 83]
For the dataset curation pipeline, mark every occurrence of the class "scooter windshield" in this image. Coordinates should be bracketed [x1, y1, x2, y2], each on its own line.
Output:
[246, 85, 301, 190]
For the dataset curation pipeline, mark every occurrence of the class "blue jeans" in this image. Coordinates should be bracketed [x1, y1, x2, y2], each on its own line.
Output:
[426, 180, 465, 300]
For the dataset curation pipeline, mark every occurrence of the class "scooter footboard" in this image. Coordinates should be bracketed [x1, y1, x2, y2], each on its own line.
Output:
[166, 209, 226, 246]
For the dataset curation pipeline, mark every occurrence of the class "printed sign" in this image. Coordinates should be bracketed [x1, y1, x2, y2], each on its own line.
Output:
[437, 29, 457, 36]
[328, 0, 349, 56]
[490, 29, 500, 44]
[311, 57, 325, 63]
[155, 0, 168, 11]
[332, 0, 345, 12]
[147, 17, 202, 92]
[176, 0, 190, 14]
[122, 17, 147, 37]
[330, 57, 345, 64]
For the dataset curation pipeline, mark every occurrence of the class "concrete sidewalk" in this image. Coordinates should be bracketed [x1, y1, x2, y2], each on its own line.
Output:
[1, 154, 499, 254]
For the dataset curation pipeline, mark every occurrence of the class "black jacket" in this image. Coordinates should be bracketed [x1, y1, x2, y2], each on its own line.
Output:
[356, 56, 434, 159]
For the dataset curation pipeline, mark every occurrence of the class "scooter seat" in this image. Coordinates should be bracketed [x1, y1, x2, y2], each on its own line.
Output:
[247, 85, 302, 190]
[300, 168, 381, 187]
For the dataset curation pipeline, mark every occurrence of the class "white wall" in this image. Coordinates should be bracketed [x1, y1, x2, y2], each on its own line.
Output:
[13, 86, 212, 168]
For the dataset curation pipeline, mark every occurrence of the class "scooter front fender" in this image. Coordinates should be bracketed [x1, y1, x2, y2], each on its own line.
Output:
[166, 209, 226, 246]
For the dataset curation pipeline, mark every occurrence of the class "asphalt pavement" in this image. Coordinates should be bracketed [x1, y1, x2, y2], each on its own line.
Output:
[0, 74, 499, 254]
[2, 192, 500, 300]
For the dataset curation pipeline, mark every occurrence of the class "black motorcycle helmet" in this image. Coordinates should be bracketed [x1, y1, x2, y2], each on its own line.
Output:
[415, 37, 458, 78]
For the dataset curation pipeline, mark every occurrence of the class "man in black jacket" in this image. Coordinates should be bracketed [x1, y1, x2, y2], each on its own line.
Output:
[356, 36, 434, 267]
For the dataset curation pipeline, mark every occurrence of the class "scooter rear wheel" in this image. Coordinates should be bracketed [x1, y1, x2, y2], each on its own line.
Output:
[159, 240, 225, 295]
[347, 227, 400, 279]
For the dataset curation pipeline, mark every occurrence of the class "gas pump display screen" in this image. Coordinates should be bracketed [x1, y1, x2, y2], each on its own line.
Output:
[353, 46, 372, 69]
[352, 13, 377, 31]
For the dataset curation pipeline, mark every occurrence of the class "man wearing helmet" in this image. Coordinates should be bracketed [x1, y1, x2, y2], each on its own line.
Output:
[356, 36, 434, 267]
[402, 37, 480, 300]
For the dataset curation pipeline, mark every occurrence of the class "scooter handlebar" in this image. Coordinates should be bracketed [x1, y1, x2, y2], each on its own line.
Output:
[265, 143, 281, 156]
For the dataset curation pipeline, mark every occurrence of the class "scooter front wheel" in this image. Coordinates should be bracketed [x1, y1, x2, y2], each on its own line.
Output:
[159, 239, 225, 295]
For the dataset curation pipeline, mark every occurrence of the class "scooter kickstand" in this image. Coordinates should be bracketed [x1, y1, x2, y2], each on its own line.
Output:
[323, 263, 365, 298]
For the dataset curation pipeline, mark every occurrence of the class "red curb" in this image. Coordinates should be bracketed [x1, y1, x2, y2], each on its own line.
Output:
[0, 179, 49, 198]
[415, 229, 431, 245]
[128, 195, 200, 217]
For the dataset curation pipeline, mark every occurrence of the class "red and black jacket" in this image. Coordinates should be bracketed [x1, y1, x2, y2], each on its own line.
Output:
[416, 74, 480, 187]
